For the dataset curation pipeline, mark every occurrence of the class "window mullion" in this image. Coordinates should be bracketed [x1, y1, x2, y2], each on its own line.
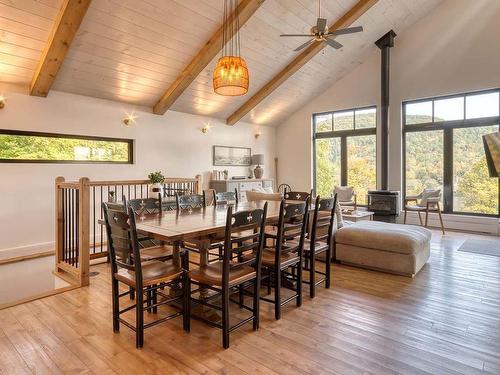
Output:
[443, 128, 453, 213]
[341, 136, 348, 186]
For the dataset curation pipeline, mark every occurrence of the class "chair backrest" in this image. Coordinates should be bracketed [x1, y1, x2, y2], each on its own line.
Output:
[277, 183, 291, 195]
[273, 198, 309, 266]
[310, 195, 337, 246]
[284, 190, 310, 202]
[419, 189, 441, 206]
[203, 189, 216, 206]
[124, 193, 162, 216]
[334, 186, 354, 202]
[102, 203, 143, 286]
[176, 193, 205, 210]
[246, 190, 282, 202]
[221, 203, 268, 285]
[215, 188, 238, 205]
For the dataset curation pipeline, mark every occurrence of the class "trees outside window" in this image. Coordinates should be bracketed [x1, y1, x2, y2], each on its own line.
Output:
[403, 89, 499, 216]
[313, 107, 376, 204]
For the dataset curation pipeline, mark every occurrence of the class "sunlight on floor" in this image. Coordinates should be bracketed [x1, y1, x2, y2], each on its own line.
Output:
[0, 255, 70, 307]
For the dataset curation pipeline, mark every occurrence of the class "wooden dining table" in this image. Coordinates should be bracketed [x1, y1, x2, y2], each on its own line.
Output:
[134, 200, 287, 268]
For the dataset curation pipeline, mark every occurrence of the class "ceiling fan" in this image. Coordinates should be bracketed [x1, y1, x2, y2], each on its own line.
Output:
[280, 0, 364, 52]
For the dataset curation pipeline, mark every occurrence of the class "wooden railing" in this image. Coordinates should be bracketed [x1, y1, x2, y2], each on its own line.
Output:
[54, 175, 202, 286]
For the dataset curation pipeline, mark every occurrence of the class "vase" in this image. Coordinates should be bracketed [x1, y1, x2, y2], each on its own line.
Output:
[149, 183, 163, 198]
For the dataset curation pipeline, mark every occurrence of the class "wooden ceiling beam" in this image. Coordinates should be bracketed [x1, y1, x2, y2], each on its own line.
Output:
[153, 0, 265, 115]
[226, 0, 379, 125]
[30, 0, 92, 97]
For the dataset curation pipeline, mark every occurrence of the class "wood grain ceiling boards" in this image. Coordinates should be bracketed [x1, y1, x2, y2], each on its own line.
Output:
[30, 0, 92, 97]
[0, 0, 64, 85]
[1, 0, 442, 126]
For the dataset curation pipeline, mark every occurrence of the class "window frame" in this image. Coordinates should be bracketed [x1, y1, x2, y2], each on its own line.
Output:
[312, 105, 377, 203]
[0, 129, 134, 164]
[402, 88, 500, 217]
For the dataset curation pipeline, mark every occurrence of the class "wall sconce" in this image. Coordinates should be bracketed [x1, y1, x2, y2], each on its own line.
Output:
[0, 96, 5, 109]
[201, 123, 211, 133]
[254, 131, 262, 139]
[123, 112, 136, 126]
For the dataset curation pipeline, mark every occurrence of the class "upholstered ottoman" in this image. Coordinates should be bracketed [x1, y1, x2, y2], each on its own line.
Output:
[335, 221, 431, 277]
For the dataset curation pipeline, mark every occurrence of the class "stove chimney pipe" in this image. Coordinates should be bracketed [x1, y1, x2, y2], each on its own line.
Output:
[375, 30, 396, 191]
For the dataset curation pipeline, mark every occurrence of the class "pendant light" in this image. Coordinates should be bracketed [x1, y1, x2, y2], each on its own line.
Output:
[213, 0, 249, 96]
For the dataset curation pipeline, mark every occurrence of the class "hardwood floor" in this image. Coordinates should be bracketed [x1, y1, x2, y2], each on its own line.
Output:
[1, 230, 499, 374]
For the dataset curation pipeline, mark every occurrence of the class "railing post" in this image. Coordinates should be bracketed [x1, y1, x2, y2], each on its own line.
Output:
[78, 177, 90, 286]
[195, 174, 202, 194]
[55, 176, 65, 269]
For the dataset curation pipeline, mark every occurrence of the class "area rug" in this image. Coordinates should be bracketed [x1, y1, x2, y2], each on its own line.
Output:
[458, 239, 500, 257]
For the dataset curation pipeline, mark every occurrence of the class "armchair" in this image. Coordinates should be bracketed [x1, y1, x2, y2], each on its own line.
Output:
[403, 189, 445, 234]
[333, 186, 357, 211]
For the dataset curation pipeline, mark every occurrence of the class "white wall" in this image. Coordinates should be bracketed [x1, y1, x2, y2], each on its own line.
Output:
[276, 0, 500, 233]
[0, 88, 276, 258]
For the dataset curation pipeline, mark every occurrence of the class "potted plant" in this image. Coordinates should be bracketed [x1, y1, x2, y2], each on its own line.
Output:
[223, 169, 229, 180]
[148, 171, 165, 198]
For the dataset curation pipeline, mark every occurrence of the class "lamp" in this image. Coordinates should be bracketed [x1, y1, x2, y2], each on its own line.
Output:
[212, 0, 249, 97]
[0, 96, 5, 109]
[123, 112, 136, 126]
[483, 132, 500, 178]
[252, 154, 264, 179]
[201, 123, 211, 133]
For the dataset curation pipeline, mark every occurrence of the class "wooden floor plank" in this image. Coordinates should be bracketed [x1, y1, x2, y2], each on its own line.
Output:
[0, 229, 499, 375]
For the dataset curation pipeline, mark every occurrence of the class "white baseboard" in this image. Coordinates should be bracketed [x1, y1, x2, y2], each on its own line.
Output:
[0, 241, 55, 261]
[397, 212, 499, 235]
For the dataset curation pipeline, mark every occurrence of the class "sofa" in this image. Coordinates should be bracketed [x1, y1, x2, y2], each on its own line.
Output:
[335, 221, 431, 277]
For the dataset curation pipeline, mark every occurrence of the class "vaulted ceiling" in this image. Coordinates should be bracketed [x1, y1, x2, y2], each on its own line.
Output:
[0, 0, 441, 126]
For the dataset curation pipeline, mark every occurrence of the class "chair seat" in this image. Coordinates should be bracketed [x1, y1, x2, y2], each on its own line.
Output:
[405, 204, 439, 211]
[115, 260, 182, 287]
[296, 239, 329, 254]
[261, 249, 300, 268]
[139, 245, 174, 261]
[338, 201, 355, 205]
[189, 261, 256, 287]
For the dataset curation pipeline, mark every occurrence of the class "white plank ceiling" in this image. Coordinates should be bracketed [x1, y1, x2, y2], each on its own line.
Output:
[0, 0, 442, 126]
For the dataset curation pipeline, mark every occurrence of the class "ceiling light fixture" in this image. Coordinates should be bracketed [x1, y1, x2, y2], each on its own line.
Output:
[213, 0, 249, 96]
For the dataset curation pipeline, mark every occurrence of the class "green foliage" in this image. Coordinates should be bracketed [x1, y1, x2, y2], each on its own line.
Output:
[0, 133, 129, 162]
[148, 171, 165, 184]
[456, 156, 497, 214]
[315, 113, 497, 214]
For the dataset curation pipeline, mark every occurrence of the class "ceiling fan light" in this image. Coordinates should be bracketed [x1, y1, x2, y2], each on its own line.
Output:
[213, 56, 249, 96]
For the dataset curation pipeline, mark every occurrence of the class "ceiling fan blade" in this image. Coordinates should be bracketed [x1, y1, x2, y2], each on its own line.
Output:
[327, 26, 363, 36]
[294, 38, 314, 51]
[316, 18, 327, 33]
[280, 34, 314, 37]
[324, 38, 343, 49]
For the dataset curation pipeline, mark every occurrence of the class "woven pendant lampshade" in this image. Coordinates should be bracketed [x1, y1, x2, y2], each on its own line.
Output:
[213, 56, 249, 96]
[213, 0, 249, 96]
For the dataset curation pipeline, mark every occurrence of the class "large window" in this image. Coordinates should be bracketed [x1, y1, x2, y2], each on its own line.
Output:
[403, 89, 499, 216]
[0, 130, 133, 164]
[313, 106, 377, 204]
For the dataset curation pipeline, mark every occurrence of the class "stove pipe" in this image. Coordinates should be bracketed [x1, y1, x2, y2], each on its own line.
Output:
[375, 30, 396, 191]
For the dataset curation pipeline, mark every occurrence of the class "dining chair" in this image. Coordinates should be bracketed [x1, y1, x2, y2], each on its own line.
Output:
[187, 203, 268, 349]
[123, 194, 174, 262]
[260, 198, 309, 320]
[203, 189, 216, 206]
[176, 193, 205, 210]
[277, 183, 291, 195]
[102, 203, 190, 348]
[302, 195, 337, 298]
[284, 190, 311, 202]
[214, 188, 239, 205]
[175, 197, 221, 265]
